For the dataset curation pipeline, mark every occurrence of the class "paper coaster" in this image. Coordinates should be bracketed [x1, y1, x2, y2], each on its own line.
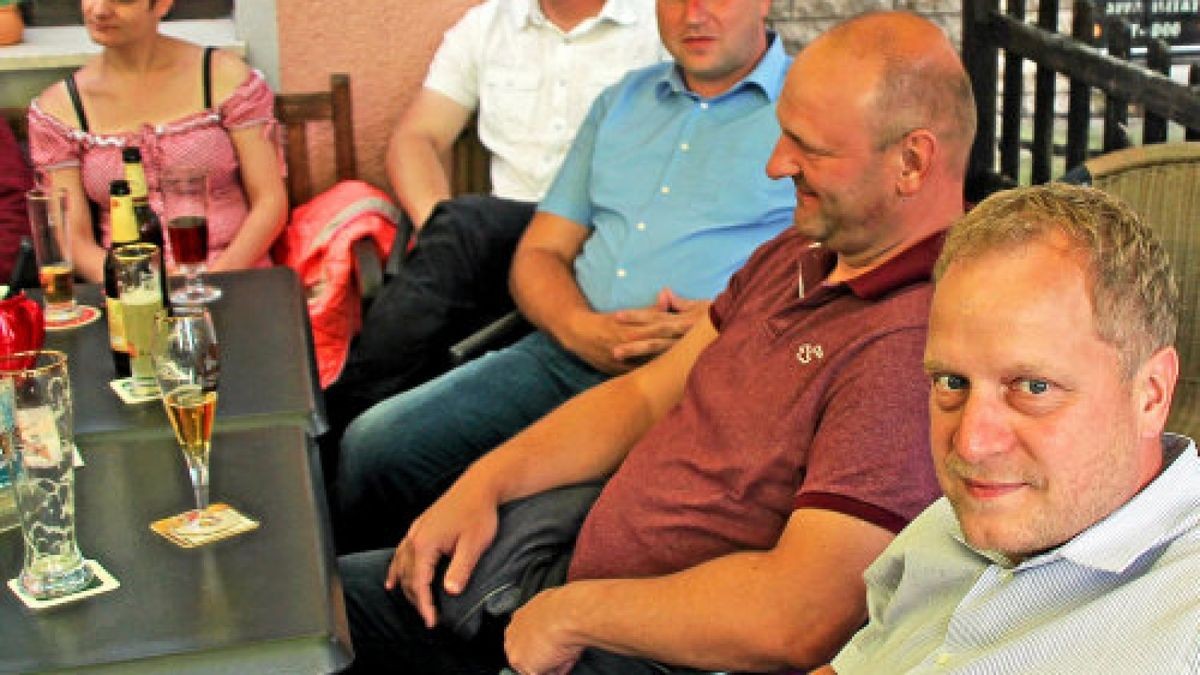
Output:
[108, 377, 161, 405]
[7, 559, 119, 610]
[150, 503, 259, 548]
[44, 305, 102, 332]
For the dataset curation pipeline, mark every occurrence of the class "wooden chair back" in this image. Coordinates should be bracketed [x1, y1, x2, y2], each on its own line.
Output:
[1083, 142, 1200, 440]
[274, 73, 357, 207]
[451, 120, 491, 196]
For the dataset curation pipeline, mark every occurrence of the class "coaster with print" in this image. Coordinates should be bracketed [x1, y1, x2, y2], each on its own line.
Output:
[149, 503, 259, 548]
[44, 305, 102, 332]
[7, 559, 119, 610]
[108, 377, 160, 405]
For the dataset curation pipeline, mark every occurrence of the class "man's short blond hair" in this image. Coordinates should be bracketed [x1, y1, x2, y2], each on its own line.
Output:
[935, 183, 1179, 377]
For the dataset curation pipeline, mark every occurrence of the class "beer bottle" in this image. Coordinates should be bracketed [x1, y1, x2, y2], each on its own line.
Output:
[104, 180, 140, 377]
[122, 147, 170, 308]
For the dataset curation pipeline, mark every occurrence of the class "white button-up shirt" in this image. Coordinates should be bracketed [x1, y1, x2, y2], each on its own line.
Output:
[423, 0, 665, 202]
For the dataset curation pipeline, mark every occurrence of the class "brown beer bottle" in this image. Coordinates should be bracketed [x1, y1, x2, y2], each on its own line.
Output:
[104, 180, 140, 377]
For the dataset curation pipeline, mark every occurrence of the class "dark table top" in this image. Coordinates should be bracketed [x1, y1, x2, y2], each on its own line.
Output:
[0, 425, 352, 674]
[44, 267, 327, 444]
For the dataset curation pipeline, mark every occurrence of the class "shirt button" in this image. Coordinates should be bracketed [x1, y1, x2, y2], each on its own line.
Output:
[700, 102, 710, 110]
[680, 142, 690, 151]
[636, 222, 646, 231]
[660, 186, 670, 194]
[936, 653, 952, 666]
[616, 269, 627, 278]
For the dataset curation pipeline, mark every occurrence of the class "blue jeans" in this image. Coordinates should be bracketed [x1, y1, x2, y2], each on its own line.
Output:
[336, 331, 609, 552]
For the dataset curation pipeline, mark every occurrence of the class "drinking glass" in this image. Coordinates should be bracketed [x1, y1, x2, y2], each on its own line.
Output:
[161, 168, 221, 305]
[26, 188, 80, 323]
[152, 307, 227, 535]
[0, 350, 93, 599]
[115, 243, 164, 397]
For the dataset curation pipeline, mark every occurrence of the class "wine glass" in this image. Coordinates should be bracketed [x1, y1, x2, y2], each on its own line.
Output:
[151, 307, 227, 535]
[161, 168, 222, 305]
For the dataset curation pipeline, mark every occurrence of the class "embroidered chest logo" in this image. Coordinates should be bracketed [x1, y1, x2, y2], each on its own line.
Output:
[795, 343, 824, 365]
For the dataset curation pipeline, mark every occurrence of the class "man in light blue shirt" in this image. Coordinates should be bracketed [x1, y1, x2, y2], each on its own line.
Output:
[336, 0, 794, 554]
[823, 183, 1198, 674]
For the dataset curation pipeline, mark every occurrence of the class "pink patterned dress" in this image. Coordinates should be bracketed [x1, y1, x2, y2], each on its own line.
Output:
[27, 70, 281, 268]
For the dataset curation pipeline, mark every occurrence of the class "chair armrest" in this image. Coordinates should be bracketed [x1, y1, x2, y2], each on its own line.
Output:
[448, 311, 530, 367]
[384, 210, 416, 278]
[351, 238, 384, 301]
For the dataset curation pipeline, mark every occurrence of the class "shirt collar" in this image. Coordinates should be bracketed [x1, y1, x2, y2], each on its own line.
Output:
[1052, 434, 1199, 573]
[801, 229, 947, 302]
[510, 0, 640, 30]
[656, 31, 788, 103]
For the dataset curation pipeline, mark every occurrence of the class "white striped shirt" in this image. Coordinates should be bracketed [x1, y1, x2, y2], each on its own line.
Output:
[832, 434, 1200, 674]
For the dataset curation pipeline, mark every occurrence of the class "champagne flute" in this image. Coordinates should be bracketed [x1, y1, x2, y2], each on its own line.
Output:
[161, 168, 222, 305]
[151, 307, 226, 534]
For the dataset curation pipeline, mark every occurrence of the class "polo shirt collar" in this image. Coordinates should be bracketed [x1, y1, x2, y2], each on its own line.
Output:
[802, 229, 947, 302]
[510, 0, 640, 30]
[657, 31, 787, 103]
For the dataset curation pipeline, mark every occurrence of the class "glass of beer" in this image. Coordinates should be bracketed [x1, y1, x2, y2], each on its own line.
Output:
[26, 188, 79, 324]
[114, 243, 164, 397]
[161, 168, 221, 305]
[151, 307, 226, 535]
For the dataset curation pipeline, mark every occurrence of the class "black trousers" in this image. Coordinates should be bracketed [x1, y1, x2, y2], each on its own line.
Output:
[320, 196, 535, 480]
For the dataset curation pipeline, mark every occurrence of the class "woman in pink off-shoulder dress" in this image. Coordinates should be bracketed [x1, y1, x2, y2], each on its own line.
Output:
[27, 0, 287, 283]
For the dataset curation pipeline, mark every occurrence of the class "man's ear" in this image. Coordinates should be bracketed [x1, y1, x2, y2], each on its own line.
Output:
[1134, 345, 1179, 439]
[896, 129, 936, 197]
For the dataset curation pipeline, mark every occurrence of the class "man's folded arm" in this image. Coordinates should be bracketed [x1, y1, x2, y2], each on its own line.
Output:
[386, 88, 473, 227]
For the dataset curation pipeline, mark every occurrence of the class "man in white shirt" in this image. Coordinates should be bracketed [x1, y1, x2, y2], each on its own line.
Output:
[324, 0, 663, 442]
[822, 183, 1199, 674]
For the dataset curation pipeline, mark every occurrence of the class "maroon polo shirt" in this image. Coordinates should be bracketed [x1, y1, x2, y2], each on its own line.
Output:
[569, 227, 945, 581]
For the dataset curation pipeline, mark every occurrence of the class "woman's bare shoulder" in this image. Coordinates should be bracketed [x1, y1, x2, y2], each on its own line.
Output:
[208, 48, 253, 104]
[33, 79, 77, 127]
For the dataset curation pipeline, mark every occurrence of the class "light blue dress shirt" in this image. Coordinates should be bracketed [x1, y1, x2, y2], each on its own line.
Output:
[832, 434, 1200, 674]
[539, 34, 795, 312]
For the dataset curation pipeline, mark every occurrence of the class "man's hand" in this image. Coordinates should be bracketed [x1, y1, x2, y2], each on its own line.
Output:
[505, 586, 585, 675]
[566, 288, 710, 374]
[386, 481, 500, 628]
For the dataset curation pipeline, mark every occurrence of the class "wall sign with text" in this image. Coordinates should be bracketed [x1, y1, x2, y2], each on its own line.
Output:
[1100, 0, 1200, 46]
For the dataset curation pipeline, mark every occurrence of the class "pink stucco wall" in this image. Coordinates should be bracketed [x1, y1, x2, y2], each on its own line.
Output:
[275, 0, 480, 196]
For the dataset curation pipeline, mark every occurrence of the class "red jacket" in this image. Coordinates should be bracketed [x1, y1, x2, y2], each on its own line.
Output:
[275, 180, 398, 388]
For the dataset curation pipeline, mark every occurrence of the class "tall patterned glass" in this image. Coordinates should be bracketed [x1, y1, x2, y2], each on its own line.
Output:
[0, 350, 92, 599]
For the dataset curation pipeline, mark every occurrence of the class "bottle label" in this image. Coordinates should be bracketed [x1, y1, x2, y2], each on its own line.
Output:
[126, 166, 149, 200]
[105, 295, 127, 352]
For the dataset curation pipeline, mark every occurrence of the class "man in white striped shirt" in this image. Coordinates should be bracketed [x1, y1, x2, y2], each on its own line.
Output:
[822, 183, 1199, 674]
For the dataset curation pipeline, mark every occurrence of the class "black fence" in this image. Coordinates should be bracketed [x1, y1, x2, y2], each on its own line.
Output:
[963, 0, 1200, 196]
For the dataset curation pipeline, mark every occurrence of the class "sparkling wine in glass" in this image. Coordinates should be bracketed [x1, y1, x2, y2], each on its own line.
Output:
[161, 168, 221, 305]
[151, 307, 227, 535]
